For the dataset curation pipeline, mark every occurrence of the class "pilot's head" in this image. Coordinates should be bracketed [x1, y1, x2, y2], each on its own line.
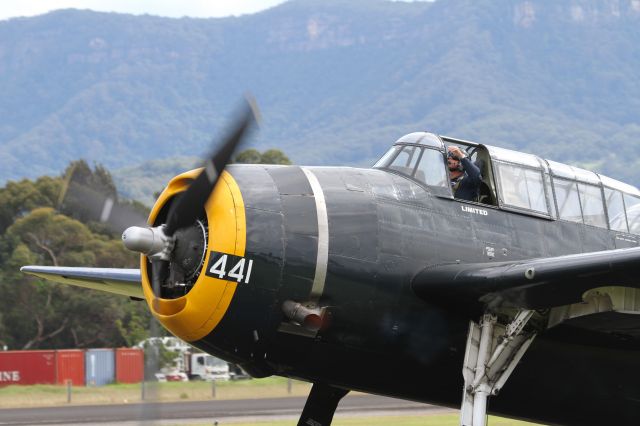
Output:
[447, 149, 463, 172]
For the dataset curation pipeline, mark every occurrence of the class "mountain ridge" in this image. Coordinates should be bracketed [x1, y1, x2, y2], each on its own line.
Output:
[1, 0, 639, 186]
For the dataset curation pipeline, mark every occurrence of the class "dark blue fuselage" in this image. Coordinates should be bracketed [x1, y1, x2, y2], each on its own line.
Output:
[193, 164, 640, 426]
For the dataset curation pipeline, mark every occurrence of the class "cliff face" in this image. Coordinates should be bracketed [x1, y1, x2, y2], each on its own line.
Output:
[0, 0, 639, 187]
[512, 0, 640, 27]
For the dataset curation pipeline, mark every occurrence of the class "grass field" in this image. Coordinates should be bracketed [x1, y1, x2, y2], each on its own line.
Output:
[0, 377, 312, 408]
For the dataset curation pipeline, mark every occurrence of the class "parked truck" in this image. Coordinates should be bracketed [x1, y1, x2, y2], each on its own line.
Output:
[182, 352, 230, 381]
[136, 337, 232, 381]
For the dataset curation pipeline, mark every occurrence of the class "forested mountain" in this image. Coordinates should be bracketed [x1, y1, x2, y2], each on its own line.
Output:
[1, 0, 639, 186]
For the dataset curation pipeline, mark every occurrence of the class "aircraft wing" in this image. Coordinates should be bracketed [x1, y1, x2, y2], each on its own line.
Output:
[412, 246, 640, 314]
[20, 266, 143, 299]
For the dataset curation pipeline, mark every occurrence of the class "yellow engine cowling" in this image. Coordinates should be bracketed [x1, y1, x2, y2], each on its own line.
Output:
[140, 169, 246, 342]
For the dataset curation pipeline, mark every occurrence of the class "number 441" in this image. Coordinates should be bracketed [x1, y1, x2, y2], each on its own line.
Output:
[208, 254, 253, 284]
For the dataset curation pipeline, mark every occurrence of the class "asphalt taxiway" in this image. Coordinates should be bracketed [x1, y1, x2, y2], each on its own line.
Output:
[0, 394, 453, 425]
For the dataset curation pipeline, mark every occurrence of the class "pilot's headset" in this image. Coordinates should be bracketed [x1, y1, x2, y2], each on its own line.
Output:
[447, 150, 464, 172]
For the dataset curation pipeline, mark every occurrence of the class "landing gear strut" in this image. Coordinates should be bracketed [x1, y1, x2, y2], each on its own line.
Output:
[298, 382, 349, 426]
[460, 310, 537, 426]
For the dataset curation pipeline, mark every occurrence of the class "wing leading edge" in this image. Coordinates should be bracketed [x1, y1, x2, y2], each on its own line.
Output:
[21, 266, 143, 299]
[411, 246, 640, 314]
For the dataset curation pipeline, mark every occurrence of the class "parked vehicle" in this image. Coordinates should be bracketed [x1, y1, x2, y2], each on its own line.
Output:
[135, 337, 190, 353]
[183, 352, 230, 381]
[155, 370, 188, 382]
[135, 337, 232, 381]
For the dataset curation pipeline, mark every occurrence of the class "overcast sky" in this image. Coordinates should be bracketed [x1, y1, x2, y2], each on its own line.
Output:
[0, 0, 430, 21]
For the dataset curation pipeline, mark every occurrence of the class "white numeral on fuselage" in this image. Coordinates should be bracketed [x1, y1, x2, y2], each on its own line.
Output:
[208, 253, 253, 284]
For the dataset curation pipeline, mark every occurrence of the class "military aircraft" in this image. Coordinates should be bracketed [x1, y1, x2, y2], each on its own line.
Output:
[22, 99, 640, 426]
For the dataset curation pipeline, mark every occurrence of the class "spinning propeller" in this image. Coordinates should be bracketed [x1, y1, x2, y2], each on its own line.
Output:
[122, 97, 259, 299]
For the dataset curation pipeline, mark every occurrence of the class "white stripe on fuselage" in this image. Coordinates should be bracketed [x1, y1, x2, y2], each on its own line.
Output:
[300, 167, 329, 303]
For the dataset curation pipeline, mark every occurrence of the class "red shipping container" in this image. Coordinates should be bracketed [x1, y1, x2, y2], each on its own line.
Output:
[115, 348, 143, 383]
[0, 350, 56, 386]
[56, 350, 85, 386]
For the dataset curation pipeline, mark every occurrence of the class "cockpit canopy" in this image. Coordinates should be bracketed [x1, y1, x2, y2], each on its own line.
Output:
[373, 132, 450, 197]
[374, 131, 640, 235]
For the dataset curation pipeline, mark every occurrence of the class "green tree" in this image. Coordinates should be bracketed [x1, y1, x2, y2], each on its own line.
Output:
[59, 160, 118, 231]
[234, 148, 262, 164]
[0, 236, 69, 349]
[0, 204, 146, 349]
[56, 160, 150, 237]
[234, 148, 292, 165]
[2, 209, 92, 348]
[0, 176, 62, 234]
[261, 149, 292, 165]
[63, 160, 117, 202]
[0, 312, 6, 349]
[0, 160, 153, 350]
[115, 304, 150, 348]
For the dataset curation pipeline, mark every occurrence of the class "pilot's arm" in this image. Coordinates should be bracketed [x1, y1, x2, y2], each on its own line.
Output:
[460, 157, 482, 185]
[458, 157, 482, 202]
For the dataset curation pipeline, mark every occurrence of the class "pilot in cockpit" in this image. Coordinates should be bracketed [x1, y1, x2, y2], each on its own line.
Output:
[447, 146, 482, 202]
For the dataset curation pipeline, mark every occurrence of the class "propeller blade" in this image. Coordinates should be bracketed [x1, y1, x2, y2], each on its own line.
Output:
[60, 178, 148, 234]
[150, 259, 168, 298]
[164, 98, 259, 236]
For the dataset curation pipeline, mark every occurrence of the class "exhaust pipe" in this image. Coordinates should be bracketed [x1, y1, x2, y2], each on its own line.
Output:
[282, 300, 324, 332]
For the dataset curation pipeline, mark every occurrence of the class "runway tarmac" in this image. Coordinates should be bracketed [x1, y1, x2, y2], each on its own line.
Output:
[0, 394, 453, 425]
